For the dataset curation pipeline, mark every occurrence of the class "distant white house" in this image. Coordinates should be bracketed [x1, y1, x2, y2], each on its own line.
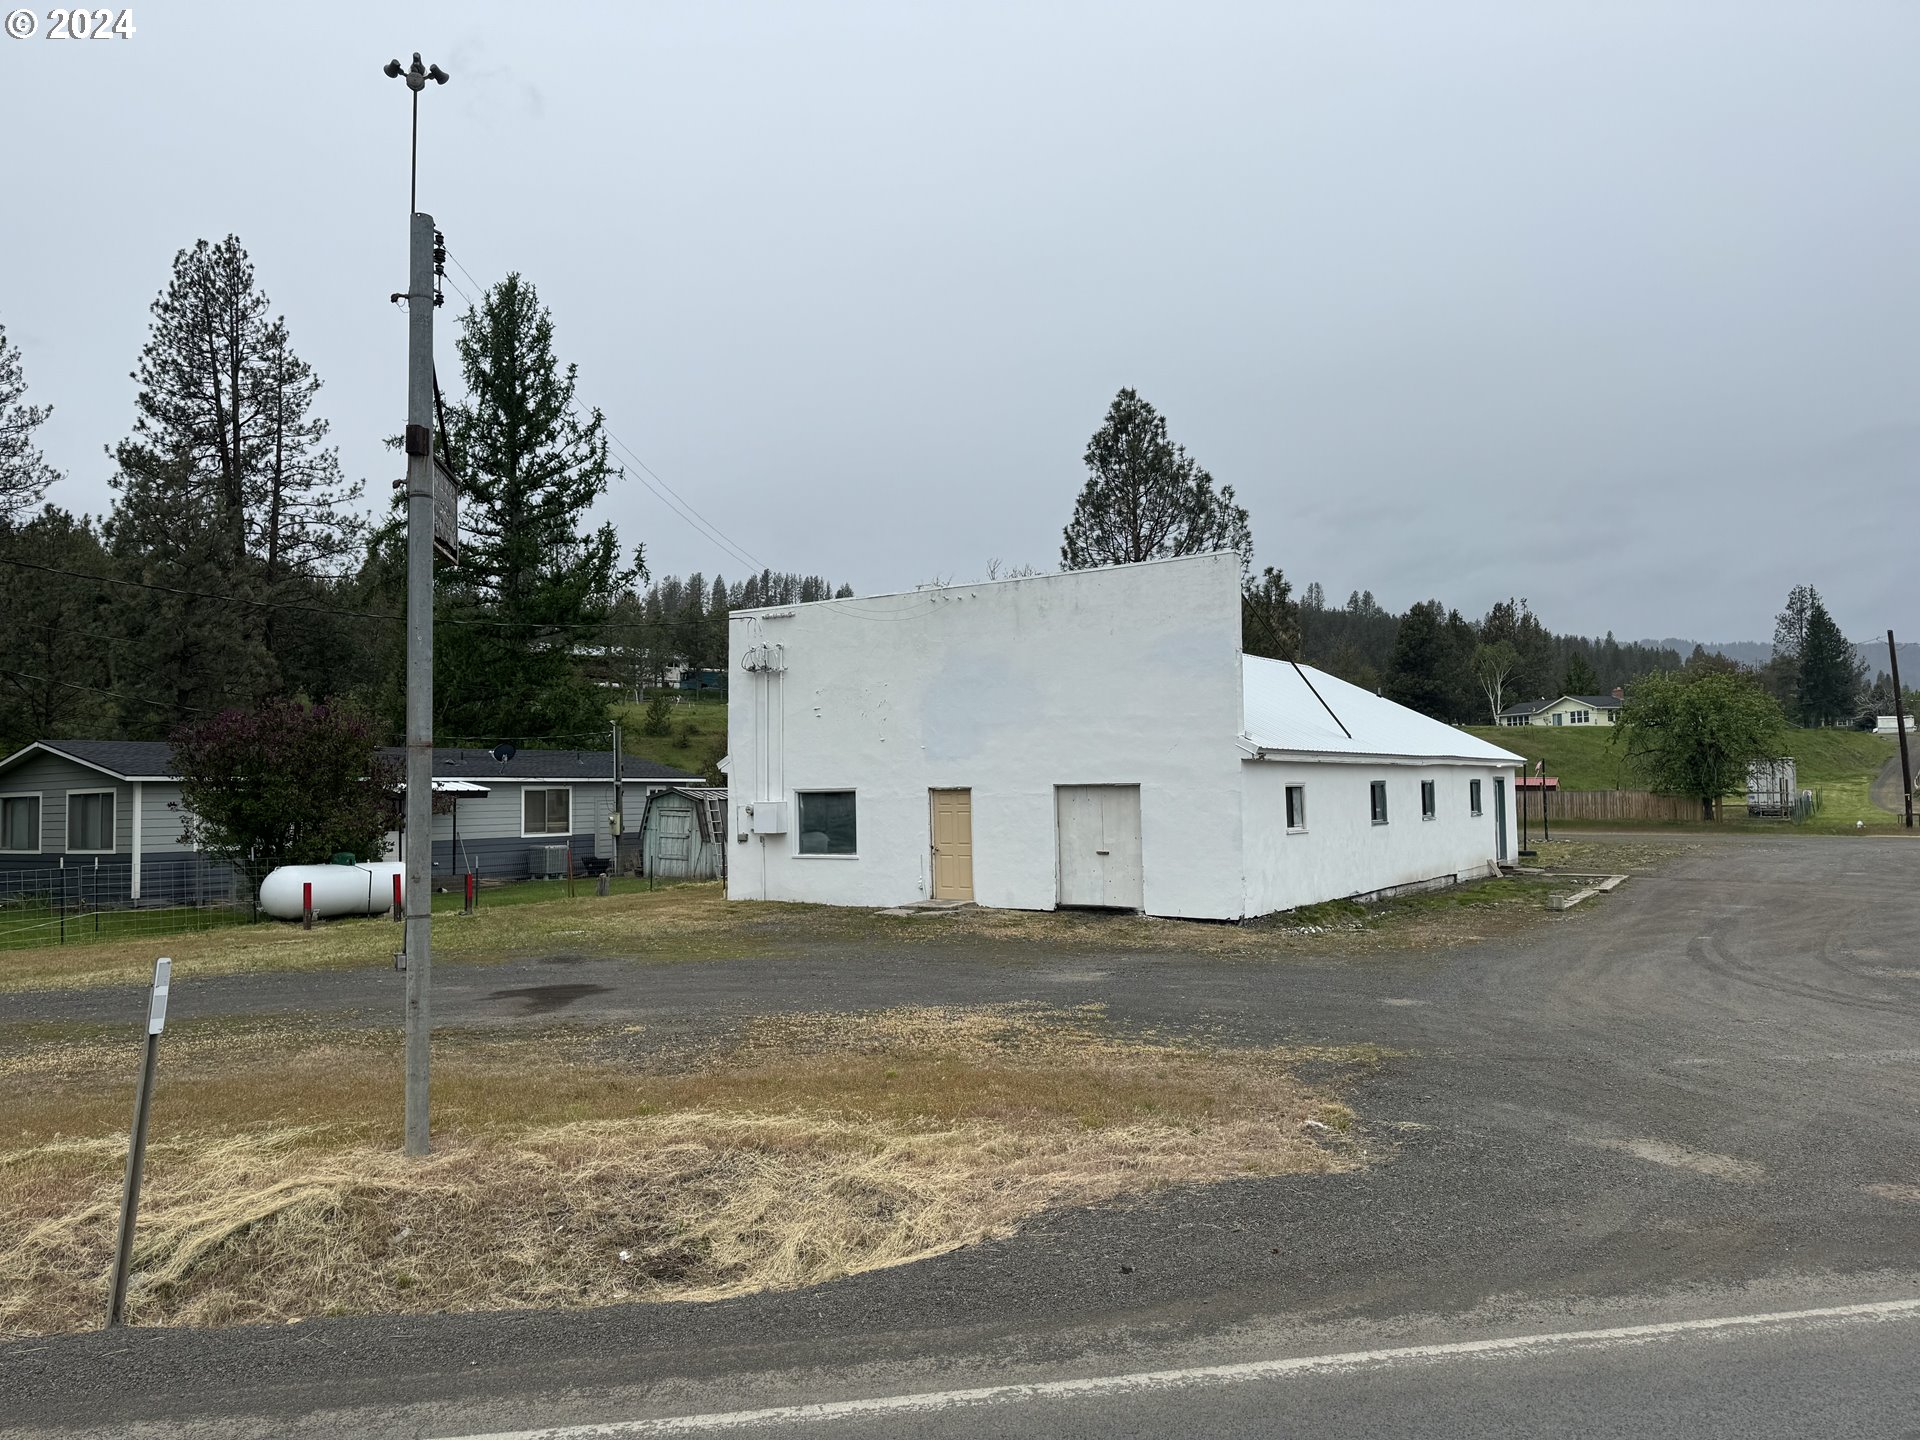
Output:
[1497, 691, 1625, 727]
[1874, 715, 1915, 735]
[724, 553, 1521, 920]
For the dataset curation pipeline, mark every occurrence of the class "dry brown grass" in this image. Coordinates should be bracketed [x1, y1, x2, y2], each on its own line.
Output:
[0, 1005, 1371, 1336]
[0, 838, 1684, 997]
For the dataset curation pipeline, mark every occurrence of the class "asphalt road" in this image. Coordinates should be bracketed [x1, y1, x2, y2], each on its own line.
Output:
[5, 832, 1919, 1438]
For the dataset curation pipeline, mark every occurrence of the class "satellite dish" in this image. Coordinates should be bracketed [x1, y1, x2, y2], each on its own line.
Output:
[491, 742, 518, 763]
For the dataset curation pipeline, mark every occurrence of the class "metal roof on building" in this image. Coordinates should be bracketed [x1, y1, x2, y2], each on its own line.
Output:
[1242, 658, 1524, 764]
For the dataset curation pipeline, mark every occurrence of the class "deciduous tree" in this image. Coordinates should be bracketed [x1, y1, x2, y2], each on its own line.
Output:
[170, 701, 399, 890]
[1613, 670, 1787, 820]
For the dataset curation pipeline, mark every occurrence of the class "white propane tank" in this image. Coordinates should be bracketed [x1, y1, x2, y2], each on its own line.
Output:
[259, 862, 408, 921]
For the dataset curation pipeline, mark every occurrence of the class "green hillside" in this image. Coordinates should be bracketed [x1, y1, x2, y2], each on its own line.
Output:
[1461, 724, 1904, 828]
[613, 697, 727, 781]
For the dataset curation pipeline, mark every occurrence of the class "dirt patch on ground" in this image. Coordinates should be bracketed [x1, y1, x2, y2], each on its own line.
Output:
[0, 1005, 1373, 1336]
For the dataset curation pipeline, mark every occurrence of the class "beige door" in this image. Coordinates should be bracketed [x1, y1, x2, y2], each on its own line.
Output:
[930, 789, 974, 901]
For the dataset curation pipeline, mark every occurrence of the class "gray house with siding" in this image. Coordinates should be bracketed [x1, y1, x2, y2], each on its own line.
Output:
[0, 739, 701, 900]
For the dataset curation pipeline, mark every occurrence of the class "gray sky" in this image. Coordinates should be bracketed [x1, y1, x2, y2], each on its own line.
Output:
[3, 1, 1915, 644]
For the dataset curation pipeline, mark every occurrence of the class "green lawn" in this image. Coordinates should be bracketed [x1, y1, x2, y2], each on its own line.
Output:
[612, 696, 726, 778]
[1462, 723, 1907, 831]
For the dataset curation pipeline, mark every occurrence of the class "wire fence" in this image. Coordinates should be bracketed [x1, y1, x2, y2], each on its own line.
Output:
[0, 858, 249, 952]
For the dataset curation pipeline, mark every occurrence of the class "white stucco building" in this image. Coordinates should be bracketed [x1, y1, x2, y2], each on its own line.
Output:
[726, 553, 1522, 920]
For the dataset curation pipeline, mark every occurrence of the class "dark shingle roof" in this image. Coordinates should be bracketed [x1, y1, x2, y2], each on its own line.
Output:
[7, 739, 702, 785]
[29, 739, 177, 777]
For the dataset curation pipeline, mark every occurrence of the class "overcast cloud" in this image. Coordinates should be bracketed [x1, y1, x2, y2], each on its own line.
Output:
[3, 1, 1914, 644]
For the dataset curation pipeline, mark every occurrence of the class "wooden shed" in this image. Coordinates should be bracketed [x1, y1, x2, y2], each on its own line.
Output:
[639, 786, 729, 880]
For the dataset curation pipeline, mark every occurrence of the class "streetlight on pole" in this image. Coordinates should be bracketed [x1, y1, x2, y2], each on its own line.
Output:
[384, 49, 450, 1158]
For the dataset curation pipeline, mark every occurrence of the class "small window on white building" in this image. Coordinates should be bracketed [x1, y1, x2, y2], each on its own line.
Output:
[1285, 785, 1306, 832]
[1470, 779, 1483, 816]
[797, 790, 858, 855]
[1, 794, 40, 852]
[522, 787, 572, 837]
[1421, 780, 1437, 820]
[1370, 781, 1388, 825]
[67, 790, 115, 852]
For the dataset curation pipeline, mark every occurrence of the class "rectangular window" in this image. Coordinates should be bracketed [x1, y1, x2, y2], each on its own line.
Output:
[1421, 780, 1437, 820]
[522, 786, 572, 836]
[1285, 785, 1306, 832]
[67, 790, 115, 852]
[797, 790, 857, 856]
[1, 794, 40, 852]
[1370, 780, 1389, 825]
[1470, 779, 1483, 816]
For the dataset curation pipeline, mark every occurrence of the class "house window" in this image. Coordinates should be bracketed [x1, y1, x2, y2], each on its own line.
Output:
[1421, 780, 1437, 820]
[522, 787, 572, 837]
[1, 794, 40, 852]
[67, 790, 115, 853]
[1285, 785, 1306, 832]
[1569, 709, 1590, 725]
[1370, 780, 1389, 825]
[797, 790, 857, 856]
[1470, 779, 1483, 816]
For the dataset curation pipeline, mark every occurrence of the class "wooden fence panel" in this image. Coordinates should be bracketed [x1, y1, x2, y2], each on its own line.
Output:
[1537, 790, 1713, 823]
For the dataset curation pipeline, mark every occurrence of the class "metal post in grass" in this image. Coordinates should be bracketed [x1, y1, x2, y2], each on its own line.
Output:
[1891, 630, 1914, 830]
[106, 956, 170, 1328]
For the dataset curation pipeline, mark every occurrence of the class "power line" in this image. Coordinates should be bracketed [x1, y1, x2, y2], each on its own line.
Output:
[0, 668, 212, 715]
[444, 246, 769, 576]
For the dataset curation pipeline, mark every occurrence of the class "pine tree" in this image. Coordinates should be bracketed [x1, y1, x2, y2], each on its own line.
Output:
[107, 236, 364, 723]
[1562, 653, 1600, 696]
[1060, 388, 1252, 572]
[0, 507, 115, 748]
[1241, 567, 1300, 660]
[1796, 593, 1863, 727]
[437, 272, 629, 742]
[1385, 600, 1457, 720]
[0, 322, 60, 523]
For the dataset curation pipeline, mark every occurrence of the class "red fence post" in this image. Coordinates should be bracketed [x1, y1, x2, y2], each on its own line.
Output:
[392, 872, 403, 922]
[464, 870, 474, 916]
[302, 881, 313, 931]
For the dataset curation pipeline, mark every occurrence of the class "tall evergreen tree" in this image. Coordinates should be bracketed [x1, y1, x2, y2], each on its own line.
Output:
[0, 321, 60, 523]
[0, 507, 116, 748]
[437, 272, 629, 742]
[1384, 600, 1457, 720]
[1241, 567, 1301, 660]
[1562, 653, 1600, 696]
[1796, 593, 1864, 727]
[106, 236, 364, 724]
[1060, 388, 1252, 573]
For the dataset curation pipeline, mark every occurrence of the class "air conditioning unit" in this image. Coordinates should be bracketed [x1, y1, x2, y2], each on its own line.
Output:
[529, 844, 569, 878]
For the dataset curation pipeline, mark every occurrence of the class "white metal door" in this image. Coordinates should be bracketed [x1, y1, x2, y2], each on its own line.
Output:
[1055, 784, 1143, 910]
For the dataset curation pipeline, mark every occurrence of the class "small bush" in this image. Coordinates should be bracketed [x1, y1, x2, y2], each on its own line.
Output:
[639, 693, 674, 738]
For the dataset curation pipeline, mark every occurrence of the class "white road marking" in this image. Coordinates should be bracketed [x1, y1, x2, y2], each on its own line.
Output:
[443, 1297, 1920, 1438]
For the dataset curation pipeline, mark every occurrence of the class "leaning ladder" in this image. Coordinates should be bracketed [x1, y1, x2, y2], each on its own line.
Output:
[699, 793, 728, 879]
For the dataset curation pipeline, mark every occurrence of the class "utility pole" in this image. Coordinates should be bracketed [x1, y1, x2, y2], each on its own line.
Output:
[1891, 630, 1915, 830]
[385, 51, 450, 1157]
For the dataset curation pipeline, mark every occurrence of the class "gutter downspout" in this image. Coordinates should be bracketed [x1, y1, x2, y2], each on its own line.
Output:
[130, 781, 142, 902]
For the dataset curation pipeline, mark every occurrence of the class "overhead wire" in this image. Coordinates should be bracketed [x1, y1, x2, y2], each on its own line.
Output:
[443, 245, 770, 577]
